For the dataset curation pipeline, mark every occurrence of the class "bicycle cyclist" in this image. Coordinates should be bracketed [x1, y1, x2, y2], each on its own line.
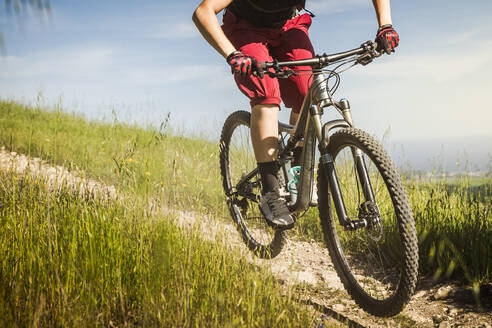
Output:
[192, 0, 399, 230]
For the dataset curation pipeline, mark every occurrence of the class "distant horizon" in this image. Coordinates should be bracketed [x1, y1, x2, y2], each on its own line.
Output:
[388, 136, 491, 174]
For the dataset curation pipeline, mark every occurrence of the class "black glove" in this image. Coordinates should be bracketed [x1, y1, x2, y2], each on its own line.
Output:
[375, 24, 399, 54]
[226, 51, 264, 78]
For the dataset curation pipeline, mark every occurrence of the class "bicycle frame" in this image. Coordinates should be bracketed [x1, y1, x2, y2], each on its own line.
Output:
[277, 66, 377, 230]
[233, 41, 381, 230]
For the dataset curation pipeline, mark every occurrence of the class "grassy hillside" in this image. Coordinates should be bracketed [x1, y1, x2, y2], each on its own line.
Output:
[0, 170, 313, 327]
[0, 99, 490, 288]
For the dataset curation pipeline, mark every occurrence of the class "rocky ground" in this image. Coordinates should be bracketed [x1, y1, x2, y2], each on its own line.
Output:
[1, 147, 490, 327]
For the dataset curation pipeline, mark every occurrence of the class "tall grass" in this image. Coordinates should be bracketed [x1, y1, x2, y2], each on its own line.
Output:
[0, 99, 490, 286]
[0, 170, 313, 327]
[408, 177, 491, 284]
[0, 99, 225, 213]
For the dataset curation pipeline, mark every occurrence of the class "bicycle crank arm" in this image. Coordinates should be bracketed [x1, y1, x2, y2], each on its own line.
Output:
[236, 168, 258, 192]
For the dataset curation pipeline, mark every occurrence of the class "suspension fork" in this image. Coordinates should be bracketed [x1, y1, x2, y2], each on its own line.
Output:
[352, 148, 376, 203]
[339, 100, 376, 204]
[316, 101, 377, 229]
[319, 151, 353, 227]
[310, 104, 352, 227]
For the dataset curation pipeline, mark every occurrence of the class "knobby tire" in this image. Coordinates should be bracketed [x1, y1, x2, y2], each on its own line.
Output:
[220, 110, 286, 259]
[317, 128, 419, 317]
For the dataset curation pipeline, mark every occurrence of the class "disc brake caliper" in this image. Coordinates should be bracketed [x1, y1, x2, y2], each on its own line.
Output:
[358, 201, 383, 241]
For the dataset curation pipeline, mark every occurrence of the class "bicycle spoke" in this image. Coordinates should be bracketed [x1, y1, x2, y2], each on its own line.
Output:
[330, 142, 404, 301]
[243, 216, 264, 221]
[220, 111, 286, 259]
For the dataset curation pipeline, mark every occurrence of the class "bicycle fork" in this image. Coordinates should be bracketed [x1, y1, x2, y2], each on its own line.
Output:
[313, 102, 377, 230]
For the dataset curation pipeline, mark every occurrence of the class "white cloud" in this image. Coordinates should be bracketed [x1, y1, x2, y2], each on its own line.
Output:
[44, 6, 198, 40]
[0, 43, 227, 102]
[0, 45, 116, 80]
[121, 64, 225, 85]
[440, 29, 482, 47]
[363, 51, 491, 83]
[337, 40, 492, 139]
[146, 21, 199, 39]
[352, 36, 492, 83]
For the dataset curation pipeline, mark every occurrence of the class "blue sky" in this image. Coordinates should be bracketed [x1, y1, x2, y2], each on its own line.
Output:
[1, 0, 491, 171]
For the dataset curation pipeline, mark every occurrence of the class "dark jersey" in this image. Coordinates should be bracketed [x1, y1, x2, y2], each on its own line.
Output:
[227, 0, 306, 28]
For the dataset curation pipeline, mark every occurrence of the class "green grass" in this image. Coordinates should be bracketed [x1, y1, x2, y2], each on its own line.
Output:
[0, 99, 491, 287]
[0, 170, 313, 327]
[408, 177, 491, 284]
[0, 99, 224, 212]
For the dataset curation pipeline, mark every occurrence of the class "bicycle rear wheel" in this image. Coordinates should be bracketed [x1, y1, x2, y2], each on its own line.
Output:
[220, 110, 286, 259]
[317, 128, 418, 316]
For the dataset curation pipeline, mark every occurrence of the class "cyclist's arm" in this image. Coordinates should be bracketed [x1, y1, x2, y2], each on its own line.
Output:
[192, 0, 236, 59]
[371, 0, 393, 26]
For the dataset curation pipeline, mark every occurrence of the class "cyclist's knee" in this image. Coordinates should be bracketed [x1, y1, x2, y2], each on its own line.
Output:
[250, 98, 281, 111]
[252, 103, 279, 111]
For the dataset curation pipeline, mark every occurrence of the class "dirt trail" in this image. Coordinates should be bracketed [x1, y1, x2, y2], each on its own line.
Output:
[1, 147, 490, 328]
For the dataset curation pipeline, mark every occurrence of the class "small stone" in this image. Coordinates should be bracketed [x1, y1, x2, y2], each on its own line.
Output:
[414, 290, 426, 298]
[332, 303, 345, 312]
[439, 322, 451, 328]
[434, 286, 453, 300]
[432, 314, 445, 324]
[296, 271, 317, 285]
[447, 308, 459, 316]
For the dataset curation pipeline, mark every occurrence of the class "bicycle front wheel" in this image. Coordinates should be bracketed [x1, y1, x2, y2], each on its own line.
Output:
[220, 110, 286, 259]
[317, 128, 418, 316]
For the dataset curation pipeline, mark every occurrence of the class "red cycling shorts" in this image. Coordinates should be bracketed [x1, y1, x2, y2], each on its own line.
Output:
[222, 10, 315, 113]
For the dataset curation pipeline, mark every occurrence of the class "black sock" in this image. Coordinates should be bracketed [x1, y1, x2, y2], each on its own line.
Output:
[292, 146, 303, 167]
[257, 161, 279, 194]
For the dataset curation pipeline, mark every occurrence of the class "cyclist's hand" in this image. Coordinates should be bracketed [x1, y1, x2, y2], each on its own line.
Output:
[375, 24, 399, 54]
[226, 51, 264, 78]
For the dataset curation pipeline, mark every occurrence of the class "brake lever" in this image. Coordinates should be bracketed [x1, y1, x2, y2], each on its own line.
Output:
[356, 41, 381, 66]
[356, 53, 374, 66]
[276, 67, 295, 79]
[259, 60, 295, 79]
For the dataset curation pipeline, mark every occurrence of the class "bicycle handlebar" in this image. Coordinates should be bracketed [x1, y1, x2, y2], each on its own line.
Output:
[258, 41, 380, 73]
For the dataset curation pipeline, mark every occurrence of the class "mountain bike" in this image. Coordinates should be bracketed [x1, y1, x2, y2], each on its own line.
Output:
[219, 41, 419, 317]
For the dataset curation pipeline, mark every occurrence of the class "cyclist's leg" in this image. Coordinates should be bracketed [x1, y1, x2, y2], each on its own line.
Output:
[223, 15, 283, 186]
[250, 104, 294, 229]
[250, 104, 279, 163]
[228, 41, 282, 193]
[273, 13, 315, 125]
[250, 104, 280, 192]
[222, 16, 294, 228]
[222, 10, 282, 121]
